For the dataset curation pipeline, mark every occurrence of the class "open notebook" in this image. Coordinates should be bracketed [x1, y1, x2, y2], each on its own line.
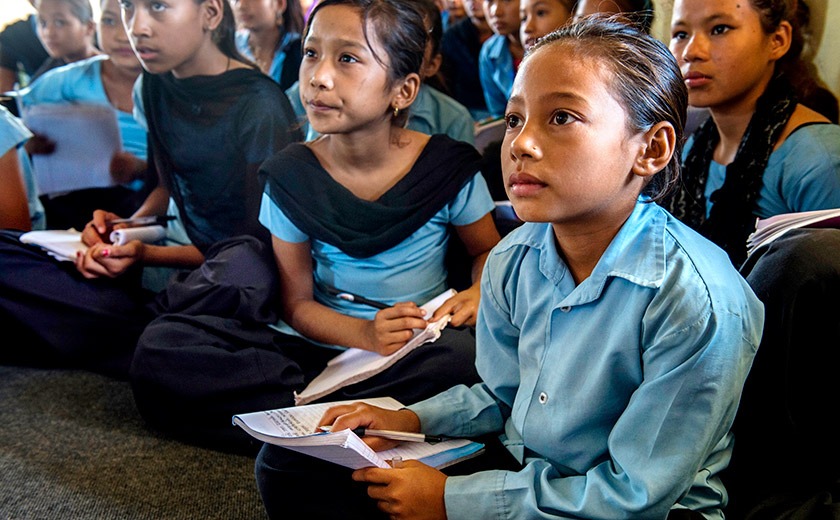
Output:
[232, 397, 484, 470]
[294, 289, 457, 405]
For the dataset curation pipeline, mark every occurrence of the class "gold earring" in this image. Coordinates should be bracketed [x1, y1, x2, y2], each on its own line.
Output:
[393, 106, 399, 118]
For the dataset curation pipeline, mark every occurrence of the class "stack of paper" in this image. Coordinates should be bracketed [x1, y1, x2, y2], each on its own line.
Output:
[746, 208, 840, 257]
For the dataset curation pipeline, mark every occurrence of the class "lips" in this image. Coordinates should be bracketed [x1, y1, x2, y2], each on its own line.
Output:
[133, 46, 158, 61]
[508, 172, 547, 197]
[683, 70, 711, 88]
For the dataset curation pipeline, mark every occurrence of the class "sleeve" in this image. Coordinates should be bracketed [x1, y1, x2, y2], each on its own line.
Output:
[778, 125, 840, 211]
[258, 191, 308, 243]
[449, 173, 495, 226]
[478, 42, 508, 119]
[0, 107, 32, 154]
[131, 75, 148, 131]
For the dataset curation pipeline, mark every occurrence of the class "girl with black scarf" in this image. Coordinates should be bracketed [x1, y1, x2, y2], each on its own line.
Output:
[667, 1, 840, 518]
[0, 0, 299, 384]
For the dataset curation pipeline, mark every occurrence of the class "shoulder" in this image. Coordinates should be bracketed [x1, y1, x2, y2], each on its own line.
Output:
[775, 120, 840, 160]
[776, 104, 831, 145]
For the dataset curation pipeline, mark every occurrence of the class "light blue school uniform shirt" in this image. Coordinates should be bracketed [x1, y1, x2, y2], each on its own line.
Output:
[478, 34, 516, 118]
[235, 30, 300, 86]
[0, 105, 44, 229]
[259, 173, 495, 344]
[20, 54, 148, 162]
[687, 123, 840, 219]
[410, 200, 764, 519]
[284, 82, 476, 144]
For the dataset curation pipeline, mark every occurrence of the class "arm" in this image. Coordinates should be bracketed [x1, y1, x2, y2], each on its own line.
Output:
[0, 147, 32, 230]
[431, 212, 500, 326]
[274, 236, 428, 355]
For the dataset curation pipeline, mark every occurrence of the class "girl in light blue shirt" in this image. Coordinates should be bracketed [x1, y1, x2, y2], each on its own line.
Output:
[268, 16, 764, 520]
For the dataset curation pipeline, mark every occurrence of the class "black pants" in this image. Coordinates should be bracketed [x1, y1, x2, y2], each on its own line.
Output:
[129, 237, 481, 455]
[0, 229, 155, 378]
[724, 228, 840, 520]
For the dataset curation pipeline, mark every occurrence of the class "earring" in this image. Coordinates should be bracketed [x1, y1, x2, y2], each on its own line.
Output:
[393, 106, 400, 118]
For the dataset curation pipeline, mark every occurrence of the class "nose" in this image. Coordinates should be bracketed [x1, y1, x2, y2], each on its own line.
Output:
[521, 16, 534, 36]
[307, 59, 334, 90]
[508, 119, 542, 162]
[124, 6, 150, 39]
[679, 33, 708, 63]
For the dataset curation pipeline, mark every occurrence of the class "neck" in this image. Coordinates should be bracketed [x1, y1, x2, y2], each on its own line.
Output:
[706, 69, 775, 165]
[551, 210, 629, 286]
[64, 45, 100, 63]
[102, 58, 142, 85]
[321, 124, 397, 174]
[249, 25, 282, 50]
[172, 42, 231, 79]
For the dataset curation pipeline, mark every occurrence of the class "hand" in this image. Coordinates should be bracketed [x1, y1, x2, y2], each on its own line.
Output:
[81, 209, 123, 246]
[318, 403, 421, 452]
[24, 133, 55, 155]
[364, 302, 429, 355]
[74, 239, 144, 279]
[353, 461, 447, 520]
[429, 285, 480, 327]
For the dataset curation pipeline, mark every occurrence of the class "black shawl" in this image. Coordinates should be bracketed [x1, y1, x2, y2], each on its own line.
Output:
[665, 74, 798, 266]
[261, 134, 483, 258]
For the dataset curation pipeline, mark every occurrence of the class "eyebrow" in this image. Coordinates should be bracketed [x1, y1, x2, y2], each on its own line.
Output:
[305, 35, 370, 53]
[671, 12, 734, 27]
[509, 90, 591, 108]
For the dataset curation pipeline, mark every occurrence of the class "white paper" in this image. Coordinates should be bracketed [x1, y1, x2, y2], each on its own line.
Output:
[110, 225, 166, 245]
[232, 397, 483, 470]
[21, 103, 122, 195]
[19, 229, 86, 261]
[294, 289, 457, 405]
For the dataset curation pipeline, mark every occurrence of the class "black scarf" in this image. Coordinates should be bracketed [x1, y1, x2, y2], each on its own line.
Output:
[666, 74, 798, 267]
[141, 69, 268, 251]
[262, 134, 482, 258]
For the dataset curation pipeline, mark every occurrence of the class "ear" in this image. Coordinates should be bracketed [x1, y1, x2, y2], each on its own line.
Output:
[390, 72, 422, 112]
[631, 121, 676, 179]
[768, 20, 792, 61]
[202, 0, 225, 33]
[275, 0, 288, 19]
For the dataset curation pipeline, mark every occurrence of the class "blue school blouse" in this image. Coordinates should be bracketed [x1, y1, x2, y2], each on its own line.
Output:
[235, 30, 301, 90]
[258, 173, 494, 331]
[693, 123, 840, 218]
[410, 200, 764, 519]
[0, 105, 44, 229]
[478, 34, 516, 118]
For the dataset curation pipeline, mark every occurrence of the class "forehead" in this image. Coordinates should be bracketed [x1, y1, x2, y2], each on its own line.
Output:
[515, 43, 617, 99]
[672, 0, 759, 21]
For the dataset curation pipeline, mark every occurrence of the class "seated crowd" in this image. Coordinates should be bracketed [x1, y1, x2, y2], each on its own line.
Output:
[1, 0, 838, 518]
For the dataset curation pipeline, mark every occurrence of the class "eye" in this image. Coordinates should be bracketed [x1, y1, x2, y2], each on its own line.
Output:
[119, 0, 134, 11]
[504, 113, 522, 129]
[100, 15, 117, 26]
[303, 47, 317, 59]
[710, 24, 731, 35]
[670, 30, 687, 41]
[338, 53, 358, 64]
[54, 18, 67, 27]
[150, 2, 166, 12]
[551, 110, 575, 126]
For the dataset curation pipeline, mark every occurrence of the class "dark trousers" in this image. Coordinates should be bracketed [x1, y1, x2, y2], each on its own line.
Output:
[129, 237, 481, 455]
[725, 228, 840, 519]
[0, 229, 156, 378]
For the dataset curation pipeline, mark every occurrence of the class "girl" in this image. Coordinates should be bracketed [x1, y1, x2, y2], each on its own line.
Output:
[0, 0, 299, 378]
[519, 0, 574, 51]
[232, 0, 305, 90]
[30, 0, 101, 82]
[130, 0, 500, 455]
[440, 0, 493, 121]
[20, 0, 150, 231]
[479, 0, 523, 118]
[666, 0, 840, 266]
[255, 16, 764, 519]
[668, 1, 840, 517]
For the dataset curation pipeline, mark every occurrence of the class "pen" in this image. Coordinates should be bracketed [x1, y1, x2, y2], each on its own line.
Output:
[324, 286, 391, 310]
[319, 426, 453, 444]
[107, 215, 177, 228]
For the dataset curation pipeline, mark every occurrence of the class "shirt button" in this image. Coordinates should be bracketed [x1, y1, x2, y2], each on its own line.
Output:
[560, 306, 571, 312]
[538, 392, 548, 404]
